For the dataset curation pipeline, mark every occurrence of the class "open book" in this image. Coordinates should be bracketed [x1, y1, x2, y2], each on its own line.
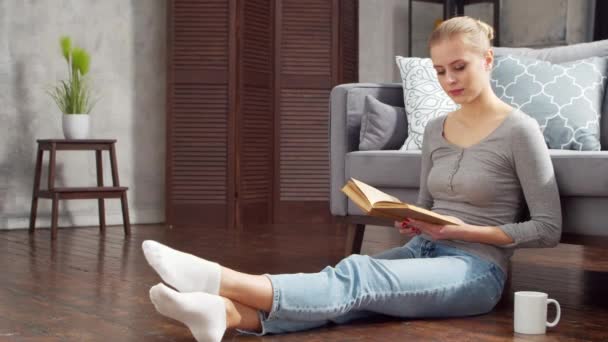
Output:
[341, 178, 462, 226]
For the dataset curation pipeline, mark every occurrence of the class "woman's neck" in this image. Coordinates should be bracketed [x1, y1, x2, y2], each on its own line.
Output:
[457, 88, 510, 121]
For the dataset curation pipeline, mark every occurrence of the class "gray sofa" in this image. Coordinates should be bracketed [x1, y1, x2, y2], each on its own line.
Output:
[330, 40, 608, 254]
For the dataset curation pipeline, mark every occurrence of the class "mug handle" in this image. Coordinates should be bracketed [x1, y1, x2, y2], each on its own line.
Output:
[546, 299, 561, 327]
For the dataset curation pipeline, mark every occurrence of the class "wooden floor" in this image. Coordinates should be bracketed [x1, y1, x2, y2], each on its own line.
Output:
[1, 223, 608, 341]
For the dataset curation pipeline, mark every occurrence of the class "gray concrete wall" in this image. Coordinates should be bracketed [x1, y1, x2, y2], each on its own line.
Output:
[0, 0, 166, 229]
[359, 0, 596, 83]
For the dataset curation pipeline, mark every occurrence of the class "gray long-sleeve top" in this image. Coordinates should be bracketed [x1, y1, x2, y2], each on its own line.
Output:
[417, 109, 562, 274]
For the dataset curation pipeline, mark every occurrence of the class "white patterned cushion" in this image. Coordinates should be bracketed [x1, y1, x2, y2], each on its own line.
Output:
[395, 56, 459, 150]
[492, 55, 608, 150]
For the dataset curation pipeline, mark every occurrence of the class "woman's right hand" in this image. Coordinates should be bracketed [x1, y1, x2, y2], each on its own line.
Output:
[394, 219, 421, 236]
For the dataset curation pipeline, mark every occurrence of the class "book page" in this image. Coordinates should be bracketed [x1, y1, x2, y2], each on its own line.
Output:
[351, 178, 401, 205]
[341, 183, 373, 212]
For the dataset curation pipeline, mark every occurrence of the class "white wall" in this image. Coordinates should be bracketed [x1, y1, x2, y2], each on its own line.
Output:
[359, 0, 596, 83]
[0, 0, 166, 229]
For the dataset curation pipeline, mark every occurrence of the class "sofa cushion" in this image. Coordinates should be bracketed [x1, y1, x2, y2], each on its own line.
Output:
[549, 150, 608, 196]
[495, 39, 608, 150]
[395, 56, 459, 150]
[345, 150, 608, 196]
[492, 55, 608, 150]
[359, 95, 408, 150]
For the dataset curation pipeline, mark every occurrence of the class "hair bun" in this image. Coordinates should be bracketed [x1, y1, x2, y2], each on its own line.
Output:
[429, 16, 494, 52]
[477, 19, 495, 41]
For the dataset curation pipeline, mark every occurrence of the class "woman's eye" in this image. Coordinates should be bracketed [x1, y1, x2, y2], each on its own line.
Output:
[436, 70, 445, 75]
[454, 65, 466, 71]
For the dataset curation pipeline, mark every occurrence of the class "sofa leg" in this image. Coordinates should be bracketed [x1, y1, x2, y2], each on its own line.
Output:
[345, 223, 365, 255]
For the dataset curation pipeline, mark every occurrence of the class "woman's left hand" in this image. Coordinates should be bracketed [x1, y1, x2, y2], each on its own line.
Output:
[407, 217, 467, 241]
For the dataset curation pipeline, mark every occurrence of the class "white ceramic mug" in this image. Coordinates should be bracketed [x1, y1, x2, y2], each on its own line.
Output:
[514, 291, 561, 334]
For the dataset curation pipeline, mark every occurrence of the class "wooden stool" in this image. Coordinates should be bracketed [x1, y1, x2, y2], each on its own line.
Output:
[29, 139, 131, 239]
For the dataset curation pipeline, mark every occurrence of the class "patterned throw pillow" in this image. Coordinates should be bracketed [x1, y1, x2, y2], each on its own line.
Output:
[395, 56, 459, 150]
[492, 55, 608, 150]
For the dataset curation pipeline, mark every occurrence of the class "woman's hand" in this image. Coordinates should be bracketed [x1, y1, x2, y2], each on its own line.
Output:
[394, 219, 421, 236]
[406, 216, 467, 241]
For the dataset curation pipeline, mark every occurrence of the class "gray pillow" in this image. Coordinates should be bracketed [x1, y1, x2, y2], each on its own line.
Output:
[492, 55, 608, 150]
[359, 95, 408, 150]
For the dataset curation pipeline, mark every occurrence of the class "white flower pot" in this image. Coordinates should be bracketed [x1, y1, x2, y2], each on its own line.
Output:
[62, 114, 90, 140]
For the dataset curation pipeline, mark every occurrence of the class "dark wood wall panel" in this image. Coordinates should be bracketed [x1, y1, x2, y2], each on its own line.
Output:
[167, 0, 357, 227]
[167, 0, 232, 226]
[341, 0, 358, 83]
[281, 1, 332, 76]
[243, 0, 272, 73]
[173, 1, 228, 70]
[238, 0, 274, 225]
[171, 85, 228, 204]
[241, 87, 272, 202]
[274, 0, 336, 223]
[278, 89, 330, 201]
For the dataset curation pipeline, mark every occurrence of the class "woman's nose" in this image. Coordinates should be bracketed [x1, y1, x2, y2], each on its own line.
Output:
[446, 73, 457, 84]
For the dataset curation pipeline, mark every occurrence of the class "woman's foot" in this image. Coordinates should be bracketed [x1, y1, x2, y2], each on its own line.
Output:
[142, 240, 221, 294]
[149, 283, 226, 342]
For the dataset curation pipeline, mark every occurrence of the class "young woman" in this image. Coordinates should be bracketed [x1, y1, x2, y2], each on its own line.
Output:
[143, 16, 561, 342]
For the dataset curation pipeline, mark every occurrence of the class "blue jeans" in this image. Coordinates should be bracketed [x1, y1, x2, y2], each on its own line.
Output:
[238, 236, 506, 336]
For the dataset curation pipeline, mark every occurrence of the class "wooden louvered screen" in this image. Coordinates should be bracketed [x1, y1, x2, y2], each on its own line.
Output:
[274, 0, 358, 223]
[166, 0, 236, 227]
[340, 0, 358, 84]
[238, 0, 274, 224]
[167, 0, 357, 227]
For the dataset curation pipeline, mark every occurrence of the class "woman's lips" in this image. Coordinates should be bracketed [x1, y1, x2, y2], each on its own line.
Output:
[449, 89, 464, 96]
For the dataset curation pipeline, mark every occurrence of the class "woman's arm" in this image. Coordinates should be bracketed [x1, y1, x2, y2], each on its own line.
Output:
[497, 118, 562, 248]
[416, 123, 434, 210]
[460, 225, 514, 245]
[404, 219, 515, 246]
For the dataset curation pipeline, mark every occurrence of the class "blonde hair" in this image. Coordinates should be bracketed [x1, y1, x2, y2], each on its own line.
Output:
[429, 16, 494, 54]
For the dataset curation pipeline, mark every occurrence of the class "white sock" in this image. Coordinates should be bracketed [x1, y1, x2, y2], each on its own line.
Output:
[142, 240, 221, 294]
[149, 283, 226, 342]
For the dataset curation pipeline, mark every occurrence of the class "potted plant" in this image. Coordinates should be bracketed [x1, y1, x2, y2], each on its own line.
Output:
[48, 36, 96, 139]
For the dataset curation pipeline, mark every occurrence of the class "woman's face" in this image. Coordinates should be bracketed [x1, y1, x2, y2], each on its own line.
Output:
[430, 36, 493, 105]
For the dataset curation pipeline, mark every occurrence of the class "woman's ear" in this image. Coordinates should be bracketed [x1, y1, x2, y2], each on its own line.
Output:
[484, 48, 494, 71]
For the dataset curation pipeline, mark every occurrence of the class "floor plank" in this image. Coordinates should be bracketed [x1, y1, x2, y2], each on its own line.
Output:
[1, 224, 607, 341]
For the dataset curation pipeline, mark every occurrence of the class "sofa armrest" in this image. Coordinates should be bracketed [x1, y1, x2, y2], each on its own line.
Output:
[330, 83, 404, 216]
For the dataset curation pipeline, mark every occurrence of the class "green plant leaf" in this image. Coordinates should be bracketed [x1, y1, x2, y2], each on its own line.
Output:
[60, 36, 71, 63]
[72, 47, 90, 76]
